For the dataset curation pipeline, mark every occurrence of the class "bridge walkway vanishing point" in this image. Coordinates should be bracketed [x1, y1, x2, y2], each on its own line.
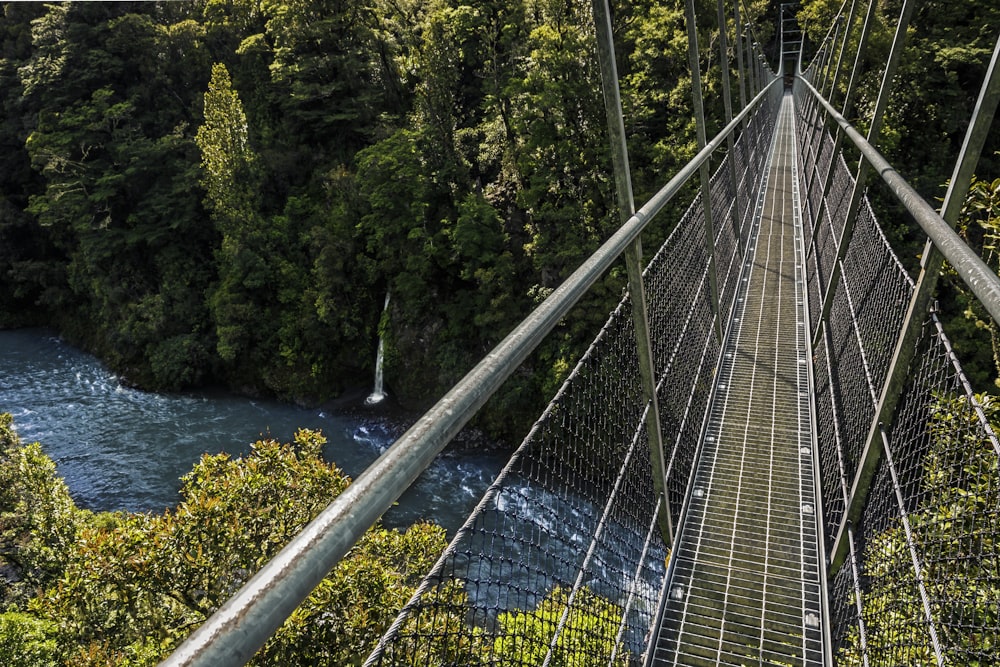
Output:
[649, 92, 825, 666]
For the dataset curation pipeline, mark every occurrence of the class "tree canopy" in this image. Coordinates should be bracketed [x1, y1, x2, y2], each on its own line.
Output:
[0, 0, 774, 439]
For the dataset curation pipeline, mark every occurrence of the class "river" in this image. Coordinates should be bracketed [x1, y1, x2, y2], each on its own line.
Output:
[0, 329, 504, 532]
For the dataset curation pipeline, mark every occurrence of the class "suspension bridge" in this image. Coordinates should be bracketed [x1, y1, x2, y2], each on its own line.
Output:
[162, 1, 1000, 665]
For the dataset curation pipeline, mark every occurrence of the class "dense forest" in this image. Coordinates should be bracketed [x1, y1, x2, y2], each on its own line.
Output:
[1, 0, 1000, 664]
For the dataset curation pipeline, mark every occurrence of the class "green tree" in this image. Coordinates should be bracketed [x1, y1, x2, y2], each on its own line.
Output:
[0, 414, 465, 665]
[264, 0, 394, 164]
[838, 394, 1000, 665]
[0, 613, 58, 667]
[509, 1, 610, 288]
[197, 62, 259, 229]
[491, 586, 631, 666]
[0, 1, 51, 326]
[0, 413, 87, 603]
[942, 174, 1000, 390]
[196, 62, 272, 371]
[14, 2, 217, 389]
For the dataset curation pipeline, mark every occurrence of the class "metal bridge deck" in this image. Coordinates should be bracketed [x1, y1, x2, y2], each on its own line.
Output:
[650, 93, 825, 666]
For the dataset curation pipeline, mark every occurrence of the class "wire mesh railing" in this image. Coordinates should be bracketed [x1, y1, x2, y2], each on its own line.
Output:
[794, 67, 1000, 665]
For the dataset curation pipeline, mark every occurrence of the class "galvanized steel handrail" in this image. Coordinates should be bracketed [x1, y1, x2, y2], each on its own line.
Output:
[797, 75, 1000, 326]
[159, 77, 782, 667]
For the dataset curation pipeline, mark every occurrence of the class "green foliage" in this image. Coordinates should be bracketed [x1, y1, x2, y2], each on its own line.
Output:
[6, 1, 217, 390]
[0, 415, 463, 665]
[942, 174, 1000, 391]
[258, 522, 455, 665]
[838, 394, 999, 665]
[491, 586, 630, 666]
[802, 0, 1000, 272]
[1, 411, 640, 664]
[0, 612, 58, 667]
[0, 413, 88, 600]
[196, 62, 259, 225]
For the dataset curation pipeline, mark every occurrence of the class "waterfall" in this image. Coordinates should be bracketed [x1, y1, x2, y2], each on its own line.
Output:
[366, 292, 391, 405]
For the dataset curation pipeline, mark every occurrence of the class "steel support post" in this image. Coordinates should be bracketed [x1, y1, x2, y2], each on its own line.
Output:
[803, 0, 856, 193]
[808, 46, 831, 172]
[816, 3, 849, 95]
[813, 45, 831, 103]
[590, 0, 673, 546]
[685, 0, 723, 342]
[804, 4, 845, 204]
[798, 44, 822, 177]
[812, 0, 916, 349]
[829, 33, 1000, 574]
[717, 0, 745, 251]
[821, 16, 843, 106]
[804, 0, 877, 279]
[827, 0, 859, 105]
[734, 0, 749, 126]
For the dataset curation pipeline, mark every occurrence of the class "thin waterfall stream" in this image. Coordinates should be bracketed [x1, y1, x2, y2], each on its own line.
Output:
[367, 291, 391, 406]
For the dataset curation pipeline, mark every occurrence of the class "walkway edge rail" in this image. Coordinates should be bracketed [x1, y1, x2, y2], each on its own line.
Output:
[797, 75, 1000, 326]
[159, 78, 782, 667]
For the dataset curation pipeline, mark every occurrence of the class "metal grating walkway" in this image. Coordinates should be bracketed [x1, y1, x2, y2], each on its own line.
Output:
[650, 92, 826, 666]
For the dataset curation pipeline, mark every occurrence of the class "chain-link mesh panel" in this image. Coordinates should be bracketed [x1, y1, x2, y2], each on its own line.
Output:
[798, 100, 822, 187]
[796, 126, 822, 250]
[842, 198, 915, 392]
[815, 327, 849, 544]
[826, 154, 854, 247]
[743, 94, 782, 251]
[711, 153, 743, 323]
[808, 152, 854, 333]
[811, 195, 913, 546]
[825, 273, 877, 485]
[733, 124, 754, 242]
[647, 246, 717, 528]
[645, 195, 710, 384]
[832, 314, 1000, 665]
[815, 131, 835, 201]
[807, 130, 833, 220]
[829, 530, 869, 664]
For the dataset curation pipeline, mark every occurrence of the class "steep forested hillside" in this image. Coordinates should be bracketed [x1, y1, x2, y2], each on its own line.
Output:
[798, 0, 1000, 200]
[2, 0, 995, 434]
[0, 0, 769, 437]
